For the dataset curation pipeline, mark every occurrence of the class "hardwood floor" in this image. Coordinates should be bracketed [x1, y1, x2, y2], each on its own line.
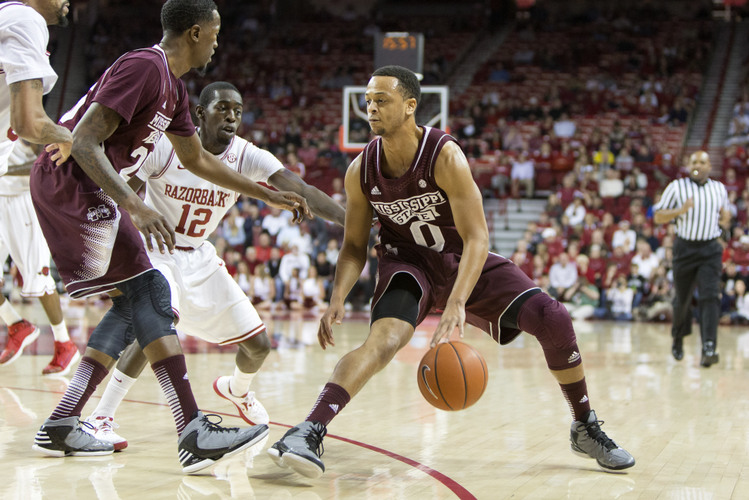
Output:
[1, 299, 749, 499]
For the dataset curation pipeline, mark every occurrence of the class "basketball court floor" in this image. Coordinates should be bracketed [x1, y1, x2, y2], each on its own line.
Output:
[1, 298, 749, 499]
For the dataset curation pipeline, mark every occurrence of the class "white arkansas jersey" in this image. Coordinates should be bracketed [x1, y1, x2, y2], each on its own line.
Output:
[0, 2, 58, 175]
[0, 139, 37, 195]
[131, 132, 283, 248]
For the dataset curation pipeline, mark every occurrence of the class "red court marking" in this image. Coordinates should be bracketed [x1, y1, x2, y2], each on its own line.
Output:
[7, 385, 477, 500]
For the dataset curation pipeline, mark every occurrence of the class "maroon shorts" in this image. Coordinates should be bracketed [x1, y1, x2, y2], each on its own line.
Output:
[371, 244, 538, 344]
[30, 153, 152, 299]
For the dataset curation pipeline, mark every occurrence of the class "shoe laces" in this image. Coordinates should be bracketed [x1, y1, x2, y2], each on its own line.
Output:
[301, 423, 327, 458]
[97, 417, 118, 431]
[79, 419, 97, 433]
[200, 413, 235, 433]
[581, 418, 617, 451]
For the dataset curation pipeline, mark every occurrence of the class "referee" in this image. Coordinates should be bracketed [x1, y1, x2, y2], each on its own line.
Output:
[653, 151, 731, 367]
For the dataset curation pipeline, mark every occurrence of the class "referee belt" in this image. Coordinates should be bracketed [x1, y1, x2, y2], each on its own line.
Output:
[675, 236, 718, 246]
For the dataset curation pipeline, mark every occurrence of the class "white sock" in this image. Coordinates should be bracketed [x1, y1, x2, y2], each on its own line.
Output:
[229, 366, 256, 397]
[0, 300, 22, 326]
[90, 368, 137, 419]
[50, 321, 70, 342]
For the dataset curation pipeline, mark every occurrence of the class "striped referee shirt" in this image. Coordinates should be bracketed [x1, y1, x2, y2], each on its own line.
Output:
[653, 177, 728, 241]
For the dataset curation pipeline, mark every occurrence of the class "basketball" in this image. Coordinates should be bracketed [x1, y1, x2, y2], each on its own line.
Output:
[417, 341, 488, 411]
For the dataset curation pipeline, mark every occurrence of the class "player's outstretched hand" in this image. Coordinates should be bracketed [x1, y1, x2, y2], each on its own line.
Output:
[318, 301, 345, 349]
[266, 190, 312, 224]
[130, 204, 175, 254]
[429, 301, 466, 347]
[45, 137, 73, 166]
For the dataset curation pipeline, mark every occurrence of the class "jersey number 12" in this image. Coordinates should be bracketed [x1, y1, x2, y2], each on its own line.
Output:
[175, 204, 212, 237]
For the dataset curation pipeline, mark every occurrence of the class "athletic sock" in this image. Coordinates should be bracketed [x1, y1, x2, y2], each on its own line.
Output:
[90, 368, 137, 419]
[306, 382, 350, 426]
[50, 321, 70, 343]
[0, 300, 23, 326]
[560, 378, 592, 422]
[49, 356, 108, 420]
[152, 355, 199, 435]
[229, 366, 255, 397]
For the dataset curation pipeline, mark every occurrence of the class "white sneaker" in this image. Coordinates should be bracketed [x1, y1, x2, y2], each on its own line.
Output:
[83, 416, 128, 451]
[212, 375, 270, 425]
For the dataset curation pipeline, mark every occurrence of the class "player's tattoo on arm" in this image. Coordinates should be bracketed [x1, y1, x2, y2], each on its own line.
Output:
[8, 80, 71, 145]
[71, 106, 134, 207]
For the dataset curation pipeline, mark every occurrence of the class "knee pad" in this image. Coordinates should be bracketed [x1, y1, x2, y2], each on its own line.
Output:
[517, 292, 581, 371]
[116, 270, 176, 348]
[239, 330, 271, 360]
[86, 295, 136, 359]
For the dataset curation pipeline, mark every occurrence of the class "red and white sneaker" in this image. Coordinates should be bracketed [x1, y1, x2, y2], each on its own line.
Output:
[42, 341, 81, 376]
[0, 320, 40, 365]
[83, 415, 128, 451]
[213, 375, 269, 425]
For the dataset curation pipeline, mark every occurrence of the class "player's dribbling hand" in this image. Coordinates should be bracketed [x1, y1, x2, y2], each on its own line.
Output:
[45, 140, 73, 166]
[131, 204, 175, 254]
[267, 191, 312, 224]
[429, 301, 466, 348]
[317, 301, 345, 349]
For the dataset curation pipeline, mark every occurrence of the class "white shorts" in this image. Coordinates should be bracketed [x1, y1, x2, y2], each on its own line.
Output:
[147, 241, 265, 345]
[0, 192, 56, 297]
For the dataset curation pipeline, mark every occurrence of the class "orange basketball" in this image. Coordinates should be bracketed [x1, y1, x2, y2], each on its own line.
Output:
[417, 340, 488, 411]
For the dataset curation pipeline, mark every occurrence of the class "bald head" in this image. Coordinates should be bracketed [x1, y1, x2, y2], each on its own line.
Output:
[688, 150, 711, 183]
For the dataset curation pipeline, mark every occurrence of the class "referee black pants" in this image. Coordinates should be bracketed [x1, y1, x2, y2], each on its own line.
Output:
[671, 237, 723, 348]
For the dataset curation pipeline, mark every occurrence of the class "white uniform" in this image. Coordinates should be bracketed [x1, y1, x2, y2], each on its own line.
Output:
[129, 132, 283, 345]
[0, 141, 56, 297]
[0, 2, 58, 175]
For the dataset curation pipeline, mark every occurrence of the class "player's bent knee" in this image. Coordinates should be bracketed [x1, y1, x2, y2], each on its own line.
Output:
[239, 331, 271, 360]
[518, 293, 581, 369]
[118, 270, 174, 320]
[119, 270, 177, 346]
[86, 295, 136, 359]
[366, 322, 412, 364]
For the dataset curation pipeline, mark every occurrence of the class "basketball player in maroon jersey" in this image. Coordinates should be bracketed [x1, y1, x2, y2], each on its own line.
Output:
[29, 0, 308, 473]
[268, 66, 635, 477]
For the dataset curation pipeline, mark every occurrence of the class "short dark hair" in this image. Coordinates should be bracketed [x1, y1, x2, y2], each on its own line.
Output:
[161, 0, 218, 33]
[198, 81, 241, 108]
[372, 65, 421, 105]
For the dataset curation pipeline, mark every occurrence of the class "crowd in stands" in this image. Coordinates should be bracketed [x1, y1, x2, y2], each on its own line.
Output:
[207, 197, 378, 313]
[503, 155, 749, 324]
[452, 2, 710, 199]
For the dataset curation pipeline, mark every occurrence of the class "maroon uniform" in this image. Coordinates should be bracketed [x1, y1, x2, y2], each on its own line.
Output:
[30, 45, 195, 298]
[364, 127, 538, 344]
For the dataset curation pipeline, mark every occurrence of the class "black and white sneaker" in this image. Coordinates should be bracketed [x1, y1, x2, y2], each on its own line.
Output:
[267, 421, 327, 478]
[178, 411, 269, 474]
[32, 416, 114, 457]
[570, 410, 635, 472]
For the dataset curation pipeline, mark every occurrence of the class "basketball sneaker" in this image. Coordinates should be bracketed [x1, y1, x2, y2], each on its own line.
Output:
[83, 415, 128, 451]
[570, 410, 635, 472]
[32, 416, 115, 457]
[0, 320, 40, 365]
[178, 411, 269, 474]
[213, 375, 269, 425]
[42, 341, 81, 376]
[267, 421, 327, 478]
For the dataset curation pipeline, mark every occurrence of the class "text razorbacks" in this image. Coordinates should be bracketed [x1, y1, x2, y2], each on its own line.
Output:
[164, 184, 232, 207]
